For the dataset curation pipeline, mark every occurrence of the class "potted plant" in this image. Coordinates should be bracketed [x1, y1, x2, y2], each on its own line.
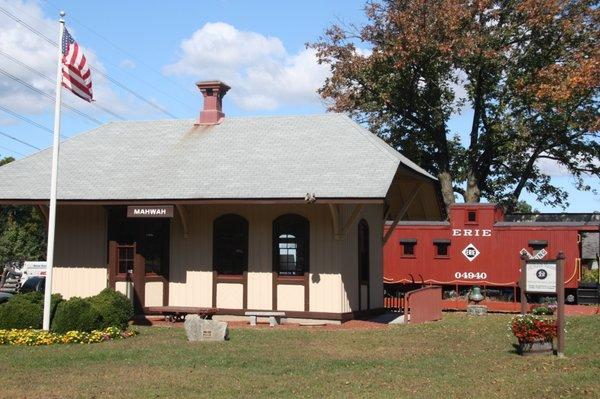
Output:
[510, 314, 557, 356]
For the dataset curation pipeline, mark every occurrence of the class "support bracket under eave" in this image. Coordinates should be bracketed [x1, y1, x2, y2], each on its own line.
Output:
[328, 203, 364, 240]
[176, 204, 190, 239]
[382, 183, 422, 245]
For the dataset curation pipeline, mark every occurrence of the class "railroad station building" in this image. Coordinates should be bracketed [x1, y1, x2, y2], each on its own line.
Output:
[0, 81, 443, 322]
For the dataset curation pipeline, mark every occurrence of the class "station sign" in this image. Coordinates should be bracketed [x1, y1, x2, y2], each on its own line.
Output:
[127, 205, 174, 218]
[525, 260, 556, 293]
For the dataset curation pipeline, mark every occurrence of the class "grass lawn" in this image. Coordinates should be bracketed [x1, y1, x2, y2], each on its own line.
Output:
[1, 313, 599, 398]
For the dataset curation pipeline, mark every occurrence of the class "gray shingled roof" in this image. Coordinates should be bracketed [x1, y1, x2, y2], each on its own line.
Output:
[0, 113, 435, 201]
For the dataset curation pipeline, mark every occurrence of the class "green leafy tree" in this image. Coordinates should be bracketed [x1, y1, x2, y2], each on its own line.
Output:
[0, 157, 46, 266]
[310, 0, 599, 212]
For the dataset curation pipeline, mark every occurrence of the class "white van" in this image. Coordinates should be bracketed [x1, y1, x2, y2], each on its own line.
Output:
[20, 261, 47, 284]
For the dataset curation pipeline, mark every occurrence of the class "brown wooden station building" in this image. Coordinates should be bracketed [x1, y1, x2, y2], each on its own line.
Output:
[0, 81, 442, 323]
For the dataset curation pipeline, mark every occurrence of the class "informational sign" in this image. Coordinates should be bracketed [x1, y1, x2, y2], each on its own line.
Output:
[525, 261, 556, 293]
[127, 205, 174, 218]
[462, 243, 480, 262]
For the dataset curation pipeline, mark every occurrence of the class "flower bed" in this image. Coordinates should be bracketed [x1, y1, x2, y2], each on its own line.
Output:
[510, 314, 557, 355]
[510, 314, 557, 343]
[0, 326, 138, 346]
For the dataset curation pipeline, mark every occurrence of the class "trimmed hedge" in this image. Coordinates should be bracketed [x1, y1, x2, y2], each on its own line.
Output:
[0, 288, 132, 333]
[88, 288, 134, 330]
[0, 292, 62, 330]
[51, 297, 103, 333]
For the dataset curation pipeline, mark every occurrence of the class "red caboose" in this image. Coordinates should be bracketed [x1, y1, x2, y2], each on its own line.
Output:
[384, 203, 599, 303]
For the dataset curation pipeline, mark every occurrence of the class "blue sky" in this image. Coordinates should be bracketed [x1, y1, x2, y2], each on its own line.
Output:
[0, 0, 597, 212]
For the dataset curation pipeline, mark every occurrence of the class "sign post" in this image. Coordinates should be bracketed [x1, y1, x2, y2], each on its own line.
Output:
[519, 251, 566, 357]
[519, 253, 528, 315]
[556, 252, 565, 357]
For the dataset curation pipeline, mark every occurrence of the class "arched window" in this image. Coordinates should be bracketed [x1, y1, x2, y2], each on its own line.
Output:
[273, 214, 309, 276]
[358, 219, 370, 283]
[213, 214, 248, 275]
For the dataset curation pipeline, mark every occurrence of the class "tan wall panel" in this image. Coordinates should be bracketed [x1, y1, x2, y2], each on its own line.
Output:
[247, 272, 272, 310]
[55, 205, 107, 268]
[52, 267, 106, 299]
[145, 281, 163, 307]
[217, 283, 244, 309]
[168, 271, 212, 307]
[277, 284, 304, 311]
[309, 273, 341, 313]
[115, 281, 129, 297]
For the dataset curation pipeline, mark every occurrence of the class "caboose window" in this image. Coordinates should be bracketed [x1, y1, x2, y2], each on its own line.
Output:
[467, 210, 477, 223]
[433, 239, 450, 257]
[400, 238, 417, 257]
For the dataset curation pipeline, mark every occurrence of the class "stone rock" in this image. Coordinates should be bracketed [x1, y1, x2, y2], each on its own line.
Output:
[184, 315, 229, 342]
[466, 304, 488, 316]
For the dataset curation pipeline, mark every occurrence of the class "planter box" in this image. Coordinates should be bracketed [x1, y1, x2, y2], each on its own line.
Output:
[516, 340, 554, 356]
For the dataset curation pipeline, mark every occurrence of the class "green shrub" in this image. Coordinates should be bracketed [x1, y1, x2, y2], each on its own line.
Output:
[0, 292, 62, 329]
[51, 297, 102, 333]
[88, 288, 134, 330]
[581, 268, 599, 284]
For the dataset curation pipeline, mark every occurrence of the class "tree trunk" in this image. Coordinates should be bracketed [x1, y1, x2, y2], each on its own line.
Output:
[437, 171, 455, 216]
[464, 170, 481, 203]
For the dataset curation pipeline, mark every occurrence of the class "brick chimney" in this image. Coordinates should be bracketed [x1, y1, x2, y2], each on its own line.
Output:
[195, 80, 230, 125]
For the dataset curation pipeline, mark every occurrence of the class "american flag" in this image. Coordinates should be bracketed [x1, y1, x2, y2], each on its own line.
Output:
[61, 28, 93, 102]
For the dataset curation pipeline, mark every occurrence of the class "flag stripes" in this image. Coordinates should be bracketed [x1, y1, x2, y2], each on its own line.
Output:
[61, 28, 93, 102]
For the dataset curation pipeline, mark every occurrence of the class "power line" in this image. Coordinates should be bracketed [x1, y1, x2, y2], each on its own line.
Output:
[91, 68, 179, 118]
[0, 143, 26, 158]
[0, 6, 55, 46]
[0, 49, 126, 121]
[0, 66, 103, 125]
[0, 4, 181, 119]
[0, 104, 54, 134]
[0, 130, 41, 150]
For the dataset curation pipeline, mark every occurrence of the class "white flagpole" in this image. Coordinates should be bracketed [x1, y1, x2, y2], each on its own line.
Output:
[42, 11, 66, 331]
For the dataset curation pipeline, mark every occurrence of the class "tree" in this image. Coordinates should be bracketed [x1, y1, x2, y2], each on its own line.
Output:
[0, 157, 46, 266]
[310, 0, 599, 212]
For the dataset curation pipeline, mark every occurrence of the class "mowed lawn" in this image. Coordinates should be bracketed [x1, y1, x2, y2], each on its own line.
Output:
[1, 313, 599, 398]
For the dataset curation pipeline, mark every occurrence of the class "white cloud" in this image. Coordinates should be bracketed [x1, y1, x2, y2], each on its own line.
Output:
[119, 59, 135, 69]
[0, 0, 56, 114]
[164, 22, 331, 111]
[537, 158, 571, 177]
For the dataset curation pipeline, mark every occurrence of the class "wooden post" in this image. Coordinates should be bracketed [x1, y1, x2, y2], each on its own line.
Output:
[519, 254, 528, 314]
[556, 251, 566, 357]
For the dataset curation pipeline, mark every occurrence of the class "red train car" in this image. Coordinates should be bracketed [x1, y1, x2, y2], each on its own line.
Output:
[384, 203, 599, 303]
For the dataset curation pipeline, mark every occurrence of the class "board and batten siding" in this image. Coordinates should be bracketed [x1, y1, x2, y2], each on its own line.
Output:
[338, 204, 384, 313]
[53, 205, 108, 299]
[169, 203, 383, 314]
[49, 203, 384, 314]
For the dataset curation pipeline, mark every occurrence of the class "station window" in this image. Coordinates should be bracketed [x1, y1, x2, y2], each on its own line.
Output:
[273, 214, 309, 276]
[400, 239, 417, 257]
[466, 210, 478, 224]
[433, 239, 451, 257]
